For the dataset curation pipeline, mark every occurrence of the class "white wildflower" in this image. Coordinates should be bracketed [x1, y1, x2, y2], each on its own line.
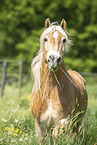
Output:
[0, 138, 3, 142]
[1, 118, 7, 122]
[8, 131, 12, 135]
[19, 138, 23, 142]
[31, 136, 33, 138]
[10, 124, 14, 128]
[11, 139, 15, 143]
[14, 119, 18, 123]
[13, 109, 17, 112]
[24, 137, 27, 141]
[7, 139, 9, 143]
[17, 105, 20, 107]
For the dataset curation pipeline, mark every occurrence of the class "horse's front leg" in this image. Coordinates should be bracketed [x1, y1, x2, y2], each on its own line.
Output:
[35, 119, 44, 144]
[52, 118, 67, 138]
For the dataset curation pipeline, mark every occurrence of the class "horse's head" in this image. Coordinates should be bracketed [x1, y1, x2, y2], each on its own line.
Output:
[41, 18, 68, 71]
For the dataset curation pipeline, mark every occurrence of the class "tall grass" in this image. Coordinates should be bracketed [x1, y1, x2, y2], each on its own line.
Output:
[0, 79, 97, 145]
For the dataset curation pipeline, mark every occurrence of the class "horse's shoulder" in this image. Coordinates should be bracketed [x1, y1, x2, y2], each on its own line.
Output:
[67, 70, 86, 87]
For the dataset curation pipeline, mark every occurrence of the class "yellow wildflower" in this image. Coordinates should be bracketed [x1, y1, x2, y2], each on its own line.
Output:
[27, 94, 31, 101]
[12, 127, 15, 131]
[13, 134, 17, 136]
[5, 127, 11, 131]
[15, 128, 19, 133]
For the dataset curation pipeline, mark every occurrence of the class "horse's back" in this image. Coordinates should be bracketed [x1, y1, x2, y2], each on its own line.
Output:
[68, 70, 88, 115]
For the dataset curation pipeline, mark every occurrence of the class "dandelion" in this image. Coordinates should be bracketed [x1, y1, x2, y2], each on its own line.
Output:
[12, 127, 15, 131]
[22, 132, 25, 137]
[15, 128, 19, 133]
[5, 127, 11, 131]
[27, 94, 31, 101]
[13, 134, 17, 136]
[1, 118, 7, 122]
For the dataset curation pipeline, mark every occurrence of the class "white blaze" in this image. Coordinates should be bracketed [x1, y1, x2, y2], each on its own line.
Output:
[53, 32, 58, 39]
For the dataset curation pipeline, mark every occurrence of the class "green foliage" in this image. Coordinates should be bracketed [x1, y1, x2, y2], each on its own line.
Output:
[16, 29, 43, 64]
[64, 57, 97, 72]
[0, 0, 97, 72]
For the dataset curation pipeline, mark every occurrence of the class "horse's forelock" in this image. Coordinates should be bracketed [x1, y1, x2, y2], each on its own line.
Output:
[40, 25, 70, 51]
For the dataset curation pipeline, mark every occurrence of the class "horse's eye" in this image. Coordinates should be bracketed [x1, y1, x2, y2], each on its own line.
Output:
[44, 38, 48, 42]
[62, 38, 66, 43]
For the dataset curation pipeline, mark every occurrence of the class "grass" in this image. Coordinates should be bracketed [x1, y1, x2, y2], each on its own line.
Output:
[0, 79, 97, 145]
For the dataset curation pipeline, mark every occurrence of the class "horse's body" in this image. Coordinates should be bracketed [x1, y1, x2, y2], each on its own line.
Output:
[31, 18, 88, 142]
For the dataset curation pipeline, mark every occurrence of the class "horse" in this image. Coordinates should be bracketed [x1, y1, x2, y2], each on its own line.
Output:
[31, 18, 88, 143]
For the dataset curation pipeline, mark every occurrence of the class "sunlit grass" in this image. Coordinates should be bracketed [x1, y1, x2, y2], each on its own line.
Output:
[0, 81, 39, 145]
[0, 80, 97, 144]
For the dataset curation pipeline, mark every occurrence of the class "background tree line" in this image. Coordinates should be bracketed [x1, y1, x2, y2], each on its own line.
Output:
[0, 0, 97, 72]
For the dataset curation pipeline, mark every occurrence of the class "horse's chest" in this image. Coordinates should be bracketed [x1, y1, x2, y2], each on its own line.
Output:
[40, 101, 58, 130]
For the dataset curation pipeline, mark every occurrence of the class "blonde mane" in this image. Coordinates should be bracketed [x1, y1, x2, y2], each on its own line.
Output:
[31, 25, 71, 93]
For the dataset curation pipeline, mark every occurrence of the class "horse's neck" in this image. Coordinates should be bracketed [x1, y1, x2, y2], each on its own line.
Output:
[41, 61, 70, 92]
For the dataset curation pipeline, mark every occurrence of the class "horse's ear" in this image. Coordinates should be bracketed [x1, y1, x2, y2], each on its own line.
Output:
[45, 18, 51, 28]
[60, 19, 66, 30]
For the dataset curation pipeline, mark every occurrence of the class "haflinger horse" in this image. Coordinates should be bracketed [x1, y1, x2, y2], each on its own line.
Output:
[31, 18, 88, 143]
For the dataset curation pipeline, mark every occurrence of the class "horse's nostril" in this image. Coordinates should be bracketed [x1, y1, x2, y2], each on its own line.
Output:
[57, 57, 61, 64]
[48, 59, 50, 62]
[48, 55, 61, 65]
[50, 55, 55, 61]
[48, 55, 55, 62]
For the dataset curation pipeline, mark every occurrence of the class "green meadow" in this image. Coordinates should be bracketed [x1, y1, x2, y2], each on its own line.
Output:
[0, 79, 97, 145]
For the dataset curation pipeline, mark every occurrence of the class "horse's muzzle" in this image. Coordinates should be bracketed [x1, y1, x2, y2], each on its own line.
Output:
[47, 54, 61, 71]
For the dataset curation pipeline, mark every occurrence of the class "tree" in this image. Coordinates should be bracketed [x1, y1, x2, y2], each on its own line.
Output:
[0, 0, 97, 72]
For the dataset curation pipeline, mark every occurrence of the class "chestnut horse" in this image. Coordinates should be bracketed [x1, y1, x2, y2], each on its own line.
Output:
[31, 18, 88, 143]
